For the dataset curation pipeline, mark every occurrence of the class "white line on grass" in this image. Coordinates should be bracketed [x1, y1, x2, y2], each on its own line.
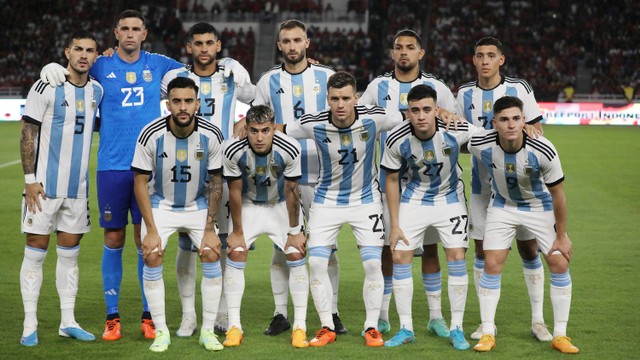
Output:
[0, 159, 20, 169]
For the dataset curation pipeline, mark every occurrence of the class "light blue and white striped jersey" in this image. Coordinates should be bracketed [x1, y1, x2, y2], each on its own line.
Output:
[131, 116, 224, 211]
[223, 131, 301, 203]
[457, 76, 543, 195]
[90, 50, 184, 171]
[359, 70, 463, 192]
[381, 120, 479, 206]
[468, 131, 564, 212]
[22, 78, 103, 198]
[254, 63, 335, 185]
[286, 105, 403, 206]
[161, 61, 255, 140]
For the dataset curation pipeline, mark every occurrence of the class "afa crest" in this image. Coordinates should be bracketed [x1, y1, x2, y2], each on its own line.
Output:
[340, 133, 352, 146]
[270, 165, 280, 175]
[201, 82, 211, 95]
[195, 148, 205, 161]
[126, 72, 136, 84]
[177, 149, 188, 162]
[312, 83, 321, 95]
[91, 100, 96, 111]
[359, 130, 369, 142]
[75, 99, 85, 113]
[506, 163, 515, 174]
[524, 166, 533, 176]
[424, 150, 435, 162]
[442, 146, 452, 156]
[400, 93, 408, 106]
[220, 84, 228, 94]
[143, 70, 152, 82]
[104, 205, 112, 222]
[293, 85, 303, 98]
[483, 100, 493, 114]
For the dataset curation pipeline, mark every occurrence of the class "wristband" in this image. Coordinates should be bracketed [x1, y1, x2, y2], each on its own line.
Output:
[25, 174, 37, 184]
[287, 225, 301, 235]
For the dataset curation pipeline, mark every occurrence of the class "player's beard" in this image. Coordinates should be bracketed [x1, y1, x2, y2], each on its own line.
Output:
[396, 61, 417, 73]
[284, 49, 306, 65]
[173, 113, 195, 128]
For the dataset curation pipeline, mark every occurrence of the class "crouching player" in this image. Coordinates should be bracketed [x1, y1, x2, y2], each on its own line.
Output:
[131, 77, 225, 352]
[222, 105, 309, 348]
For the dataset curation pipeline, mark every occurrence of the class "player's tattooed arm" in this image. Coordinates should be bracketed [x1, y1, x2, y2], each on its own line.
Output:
[206, 172, 223, 232]
[21, 120, 46, 213]
[20, 121, 39, 175]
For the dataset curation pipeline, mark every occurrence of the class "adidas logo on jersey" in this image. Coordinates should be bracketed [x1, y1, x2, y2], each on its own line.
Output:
[468, 104, 475, 110]
[383, 95, 391, 101]
[276, 88, 285, 94]
[159, 152, 168, 158]
[61, 100, 69, 107]
[106, 72, 116, 79]
[322, 137, 332, 143]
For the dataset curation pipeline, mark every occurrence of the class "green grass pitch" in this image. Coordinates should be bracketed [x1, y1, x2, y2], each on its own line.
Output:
[0, 121, 638, 359]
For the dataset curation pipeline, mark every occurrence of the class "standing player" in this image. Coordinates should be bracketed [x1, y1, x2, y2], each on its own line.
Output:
[359, 29, 462, 337]
[380, 85, 472, 350]
[221, 105, 309, 348]
[456, 37, 551, 341]
[19, 30, 103, 346]
[39, 10, 250, 341]
[284, 71, 404, 347]
[161, 22, 255, 337]
[254, 19, 346, 335]
[132, 77, 225, 353]
[469, 96, 578, 354]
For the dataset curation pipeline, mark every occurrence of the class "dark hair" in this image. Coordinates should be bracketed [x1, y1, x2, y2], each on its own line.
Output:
[475, 37, 504, 53]
[279, 19, 307, 35]
[245, 105, 275, 125]
[327, 71, 356, 91]
[67, 30, 97, 48]
[167, 77, 199, 96]
[407, 84, 437, 103]
[393, 29, 422, 48]
[115, 9, 146, 28]
[493, 96, 523, 114]
[187, 22, 219, 42]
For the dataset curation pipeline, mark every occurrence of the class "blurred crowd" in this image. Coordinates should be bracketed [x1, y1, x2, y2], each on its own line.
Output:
[1, 0, 637, 101]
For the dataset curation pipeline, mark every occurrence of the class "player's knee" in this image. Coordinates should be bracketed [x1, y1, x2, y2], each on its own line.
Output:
[285, 251, 304, 262]
[228, 250, 247, 263]
[104, 228, 126, 248]
[199, 248, 220, 263]
[145, 251, 163, 267]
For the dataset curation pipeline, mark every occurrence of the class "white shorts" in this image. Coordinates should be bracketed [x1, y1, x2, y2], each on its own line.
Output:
[228, 201, 303, 254]
[308, 203, 384, 248]
[382, 197, 439, 247]
[469, 193, 534, 241]
[141, 208, 207, 250]
[21, 197, 90, 235]
[396, 202, 469, 251]
[483, 207, 557, 254]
